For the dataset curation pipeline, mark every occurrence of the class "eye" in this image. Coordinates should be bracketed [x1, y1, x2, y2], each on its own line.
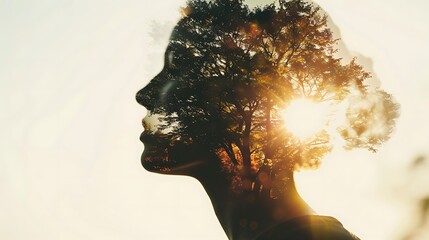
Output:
[167, 51, 177, 69]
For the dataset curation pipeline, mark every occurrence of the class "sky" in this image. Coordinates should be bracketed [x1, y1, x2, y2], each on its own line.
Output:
[1, 0, 429, 239]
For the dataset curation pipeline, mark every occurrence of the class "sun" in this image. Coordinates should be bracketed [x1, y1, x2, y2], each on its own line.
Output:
[280, 98, 331, 139]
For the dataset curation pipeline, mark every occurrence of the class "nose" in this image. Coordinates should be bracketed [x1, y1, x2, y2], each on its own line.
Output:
[136, 73, 160, 110]
[136, 69, 177, 110]
[136, 84, 150, 108]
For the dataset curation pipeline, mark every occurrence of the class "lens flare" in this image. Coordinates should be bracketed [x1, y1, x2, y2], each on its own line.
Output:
[280, 98, 331, 139]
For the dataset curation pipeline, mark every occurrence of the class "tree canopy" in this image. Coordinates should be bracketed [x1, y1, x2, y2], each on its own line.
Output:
[138, 0, 399, 197]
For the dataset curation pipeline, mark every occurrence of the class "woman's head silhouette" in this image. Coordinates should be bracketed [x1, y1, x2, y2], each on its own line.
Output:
[136, 0, 398, 239]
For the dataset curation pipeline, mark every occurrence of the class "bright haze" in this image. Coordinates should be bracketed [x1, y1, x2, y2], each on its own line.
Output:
[1, 0, 428, 240]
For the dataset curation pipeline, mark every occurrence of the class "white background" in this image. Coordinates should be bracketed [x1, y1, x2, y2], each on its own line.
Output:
[1, 0, 429, 239]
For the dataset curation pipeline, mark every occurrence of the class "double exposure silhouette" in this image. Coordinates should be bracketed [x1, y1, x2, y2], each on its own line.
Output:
[136, 0, 399, 239]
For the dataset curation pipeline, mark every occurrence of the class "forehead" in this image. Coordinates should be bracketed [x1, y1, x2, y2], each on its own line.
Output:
[164, 24, 183, 54]
[168, 19, 186, 40]
[164, 22, 192, 56]
[167, 17, 205, 45]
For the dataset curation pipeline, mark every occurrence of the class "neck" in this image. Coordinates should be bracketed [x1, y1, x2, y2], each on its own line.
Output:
[195, 168, 315, 240]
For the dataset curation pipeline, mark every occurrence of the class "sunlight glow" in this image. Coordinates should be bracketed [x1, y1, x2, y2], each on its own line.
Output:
[280, 98, 331, 139]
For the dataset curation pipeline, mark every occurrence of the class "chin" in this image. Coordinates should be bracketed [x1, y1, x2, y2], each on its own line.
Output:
[140, 144, 174, 174]
[140, 142, 209, 176]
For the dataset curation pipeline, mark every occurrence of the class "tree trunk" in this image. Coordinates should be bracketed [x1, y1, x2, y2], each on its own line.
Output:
[264, 100, 273, 160]
[241, 114, 252, 181]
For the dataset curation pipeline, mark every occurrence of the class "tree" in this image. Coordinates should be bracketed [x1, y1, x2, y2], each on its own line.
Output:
[139, 0, 399, 197]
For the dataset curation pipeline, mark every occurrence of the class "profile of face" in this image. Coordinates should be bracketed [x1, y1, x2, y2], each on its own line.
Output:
[136, 0, 399, 197]
[136, 44, 209, 176]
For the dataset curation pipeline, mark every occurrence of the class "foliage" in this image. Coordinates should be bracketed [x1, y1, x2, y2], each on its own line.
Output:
[138, 0, 399, 197]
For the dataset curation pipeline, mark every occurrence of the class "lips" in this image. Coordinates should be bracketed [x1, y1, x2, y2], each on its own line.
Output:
[139, 131, 159, 144]
[140, 131, 173, 173]
[140, 115, 158, 143]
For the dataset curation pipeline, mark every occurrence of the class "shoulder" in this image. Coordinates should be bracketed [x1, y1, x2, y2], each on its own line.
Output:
[256, 215, 361, 240]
